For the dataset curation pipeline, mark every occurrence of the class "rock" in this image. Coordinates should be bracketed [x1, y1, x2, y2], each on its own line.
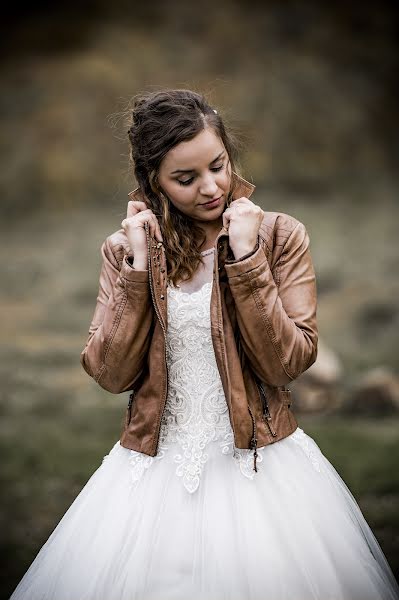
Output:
[290, 379, 343, 413]
[305, 338, 343, 385]
[343, 366, 399, 416]
[289, 337, 343, 413]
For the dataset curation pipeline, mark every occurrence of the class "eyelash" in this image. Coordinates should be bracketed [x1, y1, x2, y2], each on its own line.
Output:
[178, 164, 224, 187]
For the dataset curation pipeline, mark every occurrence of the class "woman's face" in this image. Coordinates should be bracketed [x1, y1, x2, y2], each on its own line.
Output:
[157, 126, 231, 225]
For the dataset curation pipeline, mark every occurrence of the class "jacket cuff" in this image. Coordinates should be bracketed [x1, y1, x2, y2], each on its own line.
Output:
[225, 241, 259, 265]
[121, 255, 149, 282]
[224, 242, 267, 279]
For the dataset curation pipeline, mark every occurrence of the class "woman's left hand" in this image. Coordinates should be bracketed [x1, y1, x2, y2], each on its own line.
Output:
[222, 197, 264, 260]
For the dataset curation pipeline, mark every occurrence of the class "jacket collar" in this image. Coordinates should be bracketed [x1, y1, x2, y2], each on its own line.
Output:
[214, 171, 256, 245]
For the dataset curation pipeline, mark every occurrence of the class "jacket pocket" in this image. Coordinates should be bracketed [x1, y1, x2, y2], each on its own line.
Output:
[125, 390, 135, 427]
[255, 378, 277, 437]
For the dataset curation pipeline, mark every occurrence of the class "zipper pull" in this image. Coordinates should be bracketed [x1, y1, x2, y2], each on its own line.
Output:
[247, 404, 259, 473]
[257, 381, 278, 438]
[263, 407, 278, 437]
[250, 436, 258, 472]
[126, 391, 135, 427]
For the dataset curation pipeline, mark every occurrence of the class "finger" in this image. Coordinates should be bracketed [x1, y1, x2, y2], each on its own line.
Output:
[135, 209, 154, 220]
[128, 209, 154, 226]
[222, 208, 231, 230]
[121, 210, 151, 230]
[151, 215, 163, 242]
[148, 214, 159, 238]
[142, 213, 162, 242]
[229, 197, 251, 209]
[155, 220, 163, 243]
[147, 214, 158, 240]
[122, 211, 162, 242]
[127, 200, 148, 218]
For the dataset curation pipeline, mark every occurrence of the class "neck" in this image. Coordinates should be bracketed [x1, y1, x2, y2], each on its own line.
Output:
[196, 217, 223, 251]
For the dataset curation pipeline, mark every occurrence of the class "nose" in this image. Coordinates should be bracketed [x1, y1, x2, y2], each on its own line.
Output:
[199, 173, 218, 198]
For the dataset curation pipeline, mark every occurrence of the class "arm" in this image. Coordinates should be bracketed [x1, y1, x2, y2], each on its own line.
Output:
[80, 236, 153, 393]
[225, 221, 318, 387]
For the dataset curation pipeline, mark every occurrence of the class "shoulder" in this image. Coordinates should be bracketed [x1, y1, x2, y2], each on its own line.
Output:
[259, 210, 308, 253]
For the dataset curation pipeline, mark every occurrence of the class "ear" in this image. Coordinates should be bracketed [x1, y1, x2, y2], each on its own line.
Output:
[231, 171, 256, 200]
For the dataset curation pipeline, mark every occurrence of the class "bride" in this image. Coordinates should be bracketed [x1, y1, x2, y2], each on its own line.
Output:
[10, 88, 399, 600]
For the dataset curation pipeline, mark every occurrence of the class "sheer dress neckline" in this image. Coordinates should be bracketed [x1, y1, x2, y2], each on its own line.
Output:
[170, 247, 215, 294]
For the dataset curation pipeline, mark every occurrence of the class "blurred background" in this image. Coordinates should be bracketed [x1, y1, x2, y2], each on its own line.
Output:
[1, 0, 398, 597]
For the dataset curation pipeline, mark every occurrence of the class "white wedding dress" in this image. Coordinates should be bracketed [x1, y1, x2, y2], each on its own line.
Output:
[10, 249, 399, 600]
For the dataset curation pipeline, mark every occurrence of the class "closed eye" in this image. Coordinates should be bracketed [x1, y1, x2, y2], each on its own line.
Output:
[177, 164, 224, 186]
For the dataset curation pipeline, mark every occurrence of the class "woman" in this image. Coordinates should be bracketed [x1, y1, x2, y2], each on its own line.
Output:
[10, 89, 399, 600]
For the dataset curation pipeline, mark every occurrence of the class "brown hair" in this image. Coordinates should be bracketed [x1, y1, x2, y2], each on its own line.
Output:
[126, 88, 242, 286]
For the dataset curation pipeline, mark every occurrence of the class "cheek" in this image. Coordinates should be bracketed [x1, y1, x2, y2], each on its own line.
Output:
[218, 169, 231, 190]
[168, 185, 195, 210]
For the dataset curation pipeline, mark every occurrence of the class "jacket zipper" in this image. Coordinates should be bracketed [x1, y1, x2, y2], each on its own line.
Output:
[235, 331, 259, 472]
[126, 389, 135, 427]
[215, 237, 239, 447]
[256, 379, 278, 438]
[144, 222, 169, 454]
[247, 404, 258, 472]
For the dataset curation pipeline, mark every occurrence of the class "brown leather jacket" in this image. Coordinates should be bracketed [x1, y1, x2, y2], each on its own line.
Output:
[80, 172, 318, 472]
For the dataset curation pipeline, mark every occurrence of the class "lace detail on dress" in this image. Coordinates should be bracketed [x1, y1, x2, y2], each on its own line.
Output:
[290, 427, 322, 473]
[127, 446, 168, 484]
[219, 432, 265, 480]
[158, 282, 234, 493]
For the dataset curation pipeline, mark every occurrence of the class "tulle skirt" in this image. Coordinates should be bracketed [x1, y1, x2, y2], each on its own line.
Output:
[9, 427, 399, 600]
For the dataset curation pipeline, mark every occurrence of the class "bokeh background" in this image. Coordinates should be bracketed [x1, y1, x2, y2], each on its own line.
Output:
[1, 1, 398, 597]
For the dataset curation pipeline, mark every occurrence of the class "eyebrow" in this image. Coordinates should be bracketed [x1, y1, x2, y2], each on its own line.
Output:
[170, 151, 225, 175]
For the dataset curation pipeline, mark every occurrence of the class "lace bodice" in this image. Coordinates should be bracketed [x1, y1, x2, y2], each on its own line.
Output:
[104, 249, 318, 493]
[157, 281, 238, 492]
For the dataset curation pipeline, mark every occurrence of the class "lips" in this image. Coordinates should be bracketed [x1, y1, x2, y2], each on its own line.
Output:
[201, 196, 222, 206]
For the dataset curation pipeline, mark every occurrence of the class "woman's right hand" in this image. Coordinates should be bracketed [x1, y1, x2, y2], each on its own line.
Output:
[121, 201, 163, 270]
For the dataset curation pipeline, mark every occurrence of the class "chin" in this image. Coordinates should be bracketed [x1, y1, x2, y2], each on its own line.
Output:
[198, 204, 225, 220]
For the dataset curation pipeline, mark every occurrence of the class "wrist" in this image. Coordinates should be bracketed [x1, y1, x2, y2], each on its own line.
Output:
[133, 261, 148, 271]
[231, 242, 258, 261]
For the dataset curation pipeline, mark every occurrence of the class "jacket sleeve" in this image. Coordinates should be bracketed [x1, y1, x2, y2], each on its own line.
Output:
[224, 221, 318, 387]
[80, 236, 153, 393]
